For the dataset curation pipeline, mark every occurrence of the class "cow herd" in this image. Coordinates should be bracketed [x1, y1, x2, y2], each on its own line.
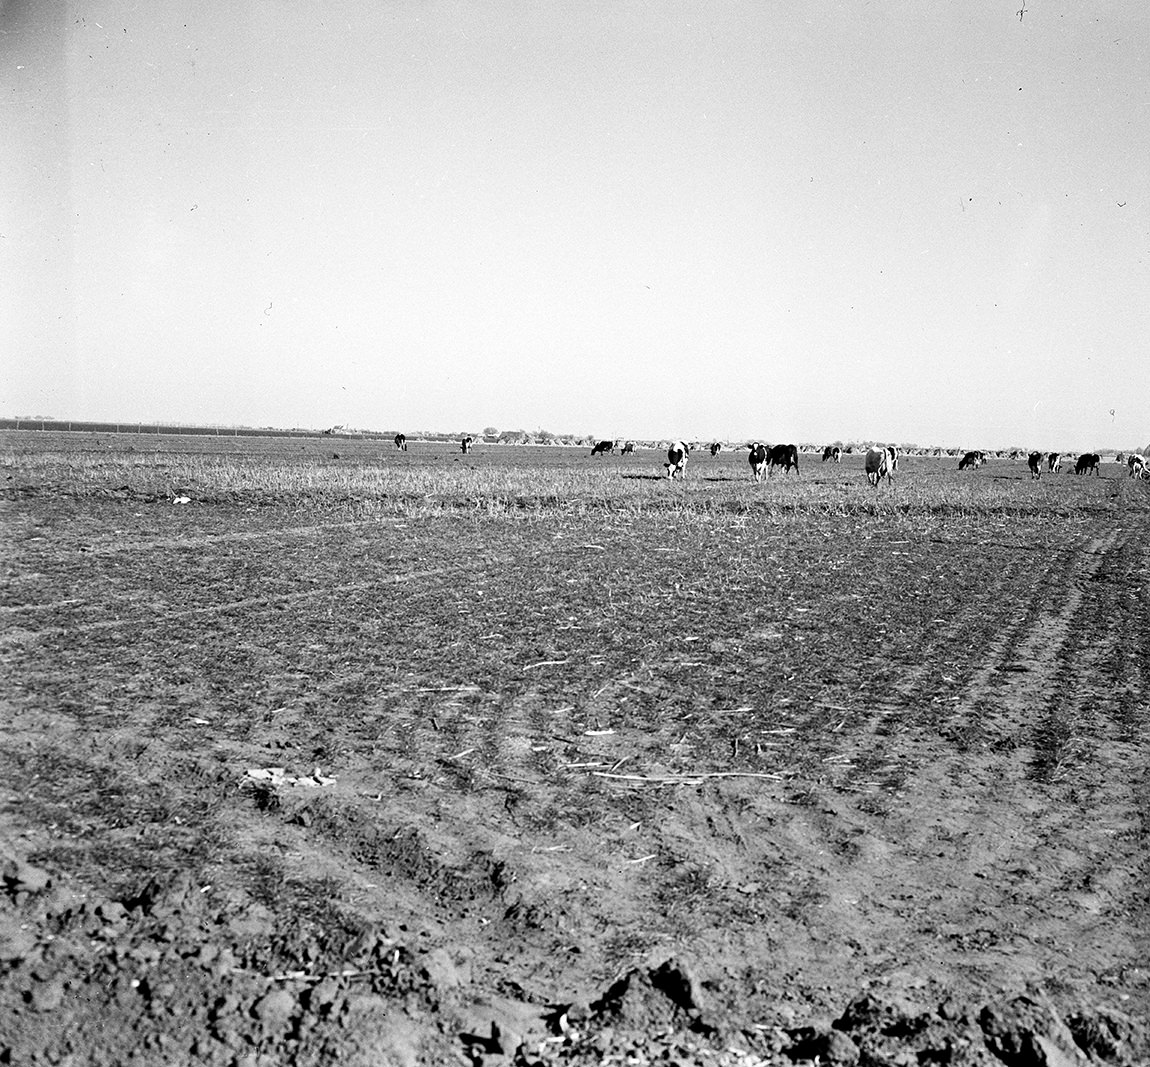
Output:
[656, 442, 1143, 485]
[389, 435, 1148, 484]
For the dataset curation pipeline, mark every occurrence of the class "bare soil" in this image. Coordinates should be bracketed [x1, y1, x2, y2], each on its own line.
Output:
[1, 437, 1148, 1066]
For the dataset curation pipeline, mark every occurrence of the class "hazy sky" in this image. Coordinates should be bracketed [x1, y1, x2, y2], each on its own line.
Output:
[3, 1, 1148, 449]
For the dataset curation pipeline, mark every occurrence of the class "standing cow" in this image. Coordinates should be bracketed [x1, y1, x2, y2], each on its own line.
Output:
[665, 441, 690, 479]
[865, 445, 897, 487]
[1027, 451, 1042, 479]
[767, 443, 800, 476]
[461, 436, 474, 454]
[748, 443, 768, 483]
[1048, 452, 1062, 473]
[1075, 453, 1101, 476]
[590, 440, 616, 457]
[394, 433, 407, 452]
[958, 450, 985, 471]
[621, 441, 635, 455]
[710, 442, 723, 457]
[822, 445, 842, 463]
[1127, 453, 1146, 478]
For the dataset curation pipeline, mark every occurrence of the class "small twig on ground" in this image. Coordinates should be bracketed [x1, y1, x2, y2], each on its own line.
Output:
[592, 771, 784, 784]
[445, 747, 475, 761]
[523, 659, 570, 669]
[268, 968, 373, 983]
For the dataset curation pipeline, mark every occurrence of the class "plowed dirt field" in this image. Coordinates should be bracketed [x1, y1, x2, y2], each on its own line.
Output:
[2, 434, 1148, 1066]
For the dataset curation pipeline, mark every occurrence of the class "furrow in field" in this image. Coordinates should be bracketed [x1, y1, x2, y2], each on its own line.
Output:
[763, 522, 1150, 1006]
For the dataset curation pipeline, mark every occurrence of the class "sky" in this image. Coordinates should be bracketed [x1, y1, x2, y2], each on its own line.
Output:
[2, 1, 1148, 451]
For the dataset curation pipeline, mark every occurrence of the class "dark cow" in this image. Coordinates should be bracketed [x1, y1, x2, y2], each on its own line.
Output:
[1048, 452, 1061, 473]
[621, 441, 635, 455]
[461, 436, 474, 454]
[822, 445, 842, 463]
[1075, 452, 1100, 476]
[590, 439, 616, 457]
[748, 442, 768, 483]
[394, 433, 407, 452]
[665, 440, 690, 479]
[1127, 453, 1145, 479]
[865, 445, 897, 487]
[710, 442, 723, 457]
[768, 443, 799, 476]
[958, 450, 985, 471]
[1027, 451, 1042, 479]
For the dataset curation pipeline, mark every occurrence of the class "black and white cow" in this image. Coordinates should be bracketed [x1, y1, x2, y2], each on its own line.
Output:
[768, 443, 799, 476]
[822, 445, 842, 463]
[748, 442, 768, 483]
[621, 441, 635, 455]
[710, 442, 723, 457]
[865, 445, 897, 487]
[665, 441, 690, 479]
[1075, 452, 1100, 476]
[958, 450, 985, 471]
[1027, 451, 1042, 479]
[1127, 453, 1146, 479]
[394, 433, 407, 452]
[590, 440, 616, 457]
[461, 436, 474, 454]
[1048, 452, 1062, 473]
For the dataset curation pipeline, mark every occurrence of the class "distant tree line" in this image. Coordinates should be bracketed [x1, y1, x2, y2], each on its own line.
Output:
[2, 418, 1146, 458]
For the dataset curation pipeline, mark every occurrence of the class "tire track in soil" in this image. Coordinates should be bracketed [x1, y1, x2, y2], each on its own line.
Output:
[0, 516, 503, 648]
[772, 523, 1150, 1009]
[0, 568, 446, 645]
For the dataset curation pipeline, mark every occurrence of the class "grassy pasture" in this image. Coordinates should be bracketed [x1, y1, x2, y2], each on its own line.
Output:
[2, 431, 1148, 1065]
[2, 430, 1140, 515]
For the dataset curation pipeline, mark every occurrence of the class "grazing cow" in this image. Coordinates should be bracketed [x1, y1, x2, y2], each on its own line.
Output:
[1075, 452, 1100, 476]
[1027, 451, 1042, 479]
[394, 433, 407, 452]
[748, 442, 768, 482]
[710, 442, 723, 457]
[1127, 453, 1145, 478]
[768, 443, 800, 476]
[1048, 452, 1061, 473]
[822, 445, 842, 463]
[461, 436, 474, 454]
[958, 450, 985, 471]
[865, 445, 897, 487]
[590, 439, 615, 457]
[665, 441, 690, 479]
[621, 441, 635, 455]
